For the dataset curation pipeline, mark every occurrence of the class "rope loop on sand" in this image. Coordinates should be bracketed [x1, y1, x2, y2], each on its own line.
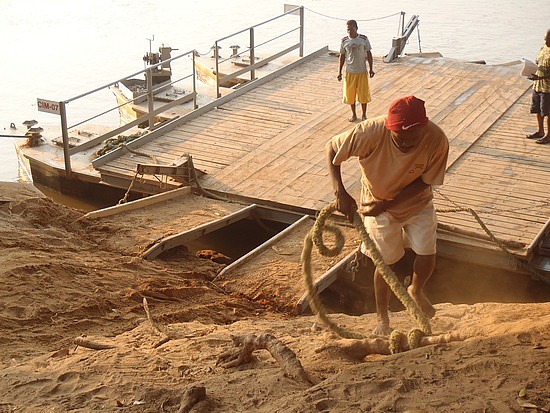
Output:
[302, 202, 432, 339]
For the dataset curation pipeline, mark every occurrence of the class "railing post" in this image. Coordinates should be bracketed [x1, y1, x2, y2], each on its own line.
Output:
[215, 41, 221, 98]
[146, 67, 155, 128]
[249, 27, 255, 81]
[59, 101, 72, 177]
[192, 51, 198, 109]
[299, 6, 304, 57]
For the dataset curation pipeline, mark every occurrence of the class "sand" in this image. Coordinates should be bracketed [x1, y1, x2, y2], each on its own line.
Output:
[0, 182, 548, 413]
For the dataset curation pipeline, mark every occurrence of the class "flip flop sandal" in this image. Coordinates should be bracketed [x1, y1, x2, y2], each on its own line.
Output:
[535, 137, 550, 144]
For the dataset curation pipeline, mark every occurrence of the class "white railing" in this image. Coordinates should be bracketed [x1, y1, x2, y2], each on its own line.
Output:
[211, 6, 304, 97]
[43, 7, 305, 177]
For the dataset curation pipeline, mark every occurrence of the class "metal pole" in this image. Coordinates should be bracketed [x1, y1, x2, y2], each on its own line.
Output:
[215, 41, 220, 98]
[192, 51, 198, 109]
[59, 101, 72, 177]
[146, 67, 154, 128]
[299, 6, 304, 57]
[249, 27, 255, 81]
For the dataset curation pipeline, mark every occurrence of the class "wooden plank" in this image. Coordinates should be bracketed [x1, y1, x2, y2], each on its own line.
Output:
[296, 249, 357, 314]
[141, 204, 258, 260]
[90, 51, 548, 262]
[214, 214, 310, 281]
[83, 187, 192, 219]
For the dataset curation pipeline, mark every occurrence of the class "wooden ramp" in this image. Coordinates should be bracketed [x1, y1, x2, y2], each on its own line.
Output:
[212, 216, 360, 313]
[94, 50, 550, 264]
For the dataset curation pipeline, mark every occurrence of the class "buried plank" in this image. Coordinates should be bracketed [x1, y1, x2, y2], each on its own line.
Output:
[295, 249, 356, 315]
[213, 216, 361, 313]
[213, 215, 311, 281]
[142, 204, 258, 260]
[83, 187, 192, 219]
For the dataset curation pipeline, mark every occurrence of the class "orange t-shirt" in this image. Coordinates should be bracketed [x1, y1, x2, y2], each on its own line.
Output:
[330, 116, 449, 221]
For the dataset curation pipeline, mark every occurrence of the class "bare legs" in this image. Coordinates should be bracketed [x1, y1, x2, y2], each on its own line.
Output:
[372, 254, 436, 336]
[348, 103, 368, 122]
[527, 114, 545, 138]
[372, 265, 394, 336]
[361, 103, 367, 121]
[535, 115, 550, 144]
[526, 113, 550, 143]
[407, 254, 436, 318]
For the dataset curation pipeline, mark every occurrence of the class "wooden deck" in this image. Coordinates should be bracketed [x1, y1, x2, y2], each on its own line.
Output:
[94, 50, 550, 261]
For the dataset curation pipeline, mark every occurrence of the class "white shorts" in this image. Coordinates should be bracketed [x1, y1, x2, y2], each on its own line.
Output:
[361, 202, 438, 265]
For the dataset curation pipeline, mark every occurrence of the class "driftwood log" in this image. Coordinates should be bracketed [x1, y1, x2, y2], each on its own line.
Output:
[217, 333, 311, 384]
[316, 330, 467, 359]
[74, 336, 116, 350]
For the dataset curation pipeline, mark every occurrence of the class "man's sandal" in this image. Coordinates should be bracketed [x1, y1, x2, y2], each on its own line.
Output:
[535, 136, 550, 144]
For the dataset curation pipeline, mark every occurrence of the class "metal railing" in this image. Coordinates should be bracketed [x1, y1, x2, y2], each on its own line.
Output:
[50, 48, 198, 177]
[211, 6, 304, 97]
[43, 7, 305, 177]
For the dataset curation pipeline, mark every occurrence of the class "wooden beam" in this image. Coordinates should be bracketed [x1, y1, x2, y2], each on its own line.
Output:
[83, 186, 192, 219]
[142, 204, 258, 260]
[295, 249, 356, 315]
[214, 214, 311, 281]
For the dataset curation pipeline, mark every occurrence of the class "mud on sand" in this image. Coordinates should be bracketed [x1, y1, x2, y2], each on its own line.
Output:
[0, 182, 548, 412]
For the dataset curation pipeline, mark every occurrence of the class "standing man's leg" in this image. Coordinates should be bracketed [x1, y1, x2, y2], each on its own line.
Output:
[349, 103, 357, 122]
[407, 254, 436, 318]
[527, 91, 545, 139]
[344, 72, 358, 121]
[360, 103, 367, 121]
[529, 113, 545, 138]
[357, 72, 371, 121]
[536, 93, 550, 144]
[372, 266, 395, 336]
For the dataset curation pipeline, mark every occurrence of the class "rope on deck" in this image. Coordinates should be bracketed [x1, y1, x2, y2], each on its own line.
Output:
[434, 189, 550, 285]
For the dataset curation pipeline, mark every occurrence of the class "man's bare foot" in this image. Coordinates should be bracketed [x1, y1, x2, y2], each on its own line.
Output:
[407, 286, 436, 318]
[361, 115, 367, 121]
[372, 320, 392, 336]
[526, 131, 544, 139]
[348, 115, 357, 122]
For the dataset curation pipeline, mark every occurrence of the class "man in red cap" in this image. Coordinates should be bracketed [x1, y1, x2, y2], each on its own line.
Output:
[326, 95, 449, 336]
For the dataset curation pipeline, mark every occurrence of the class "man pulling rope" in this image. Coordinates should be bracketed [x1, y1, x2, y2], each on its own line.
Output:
[326, 95, 449, 335]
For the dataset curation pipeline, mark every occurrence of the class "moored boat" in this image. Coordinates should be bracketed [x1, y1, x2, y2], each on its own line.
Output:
[12, 7, 550, 279]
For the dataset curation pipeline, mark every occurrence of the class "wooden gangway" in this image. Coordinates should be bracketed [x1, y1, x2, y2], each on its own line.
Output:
[93, 49, 550, 265]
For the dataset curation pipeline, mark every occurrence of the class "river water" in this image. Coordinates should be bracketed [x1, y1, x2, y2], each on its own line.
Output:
[1, 0, 547, 184]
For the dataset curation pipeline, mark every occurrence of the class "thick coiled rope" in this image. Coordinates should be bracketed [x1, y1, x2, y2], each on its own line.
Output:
[302, 202, 432, 339]
[389, 328, 424, 354]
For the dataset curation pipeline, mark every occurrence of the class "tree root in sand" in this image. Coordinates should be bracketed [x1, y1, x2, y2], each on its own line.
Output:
[143, 297, 171, 348]
[74, 336, 117, 350]
[316, 330, 467, 359]
[178, 385, 206, 413]
[217, 333, 312, 384]
[73, 298, 169, 351]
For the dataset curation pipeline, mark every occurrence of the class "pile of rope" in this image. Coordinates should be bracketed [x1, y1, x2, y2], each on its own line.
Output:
[95, 132, 144, 157]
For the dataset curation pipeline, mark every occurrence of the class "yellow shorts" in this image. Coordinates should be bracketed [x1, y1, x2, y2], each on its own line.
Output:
[343, 72, 371, 105]
[361, 202, 438, 265]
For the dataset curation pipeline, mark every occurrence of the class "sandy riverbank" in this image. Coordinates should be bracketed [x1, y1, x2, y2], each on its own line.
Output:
[0, 182, 548, 412]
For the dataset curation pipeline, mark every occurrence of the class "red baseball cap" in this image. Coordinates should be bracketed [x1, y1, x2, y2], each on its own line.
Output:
[384, 96, 429, 132]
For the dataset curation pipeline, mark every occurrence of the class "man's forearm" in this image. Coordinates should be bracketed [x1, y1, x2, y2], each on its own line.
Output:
[326, 142, 345, 194]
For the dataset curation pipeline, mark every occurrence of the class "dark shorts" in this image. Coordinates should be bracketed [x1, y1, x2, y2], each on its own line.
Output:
[530, 90, 550, 116]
